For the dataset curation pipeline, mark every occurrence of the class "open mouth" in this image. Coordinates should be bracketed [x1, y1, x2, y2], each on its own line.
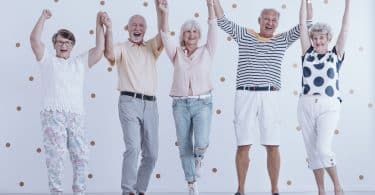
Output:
[60, 49, 68, 53]
[265, 26, 273, 30]
[133, 32, 142, 37]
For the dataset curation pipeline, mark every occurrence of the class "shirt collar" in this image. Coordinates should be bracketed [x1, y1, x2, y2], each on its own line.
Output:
[128, 38, 146, 47]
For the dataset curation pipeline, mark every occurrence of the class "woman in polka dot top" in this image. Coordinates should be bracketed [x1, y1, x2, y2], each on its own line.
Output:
[297, 0, 350, 195]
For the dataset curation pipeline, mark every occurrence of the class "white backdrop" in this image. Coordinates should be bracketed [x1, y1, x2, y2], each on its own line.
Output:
[1, 0, 374, 193]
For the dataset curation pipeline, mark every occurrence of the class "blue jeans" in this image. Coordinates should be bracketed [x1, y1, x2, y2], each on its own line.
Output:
[172, 96, 213, 182]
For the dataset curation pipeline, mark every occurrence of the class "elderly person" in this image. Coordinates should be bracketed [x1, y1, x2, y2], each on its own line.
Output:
[157, 0, 216, 194]
[102, 1, 164, 195]
[298, 0, 349, 195]
[30, 9, 105, 195]
[212, 1, 312, 195]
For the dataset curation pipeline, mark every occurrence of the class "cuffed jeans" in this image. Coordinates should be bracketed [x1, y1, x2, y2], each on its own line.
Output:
[118, 95, 159, 194]
[172, 96, 212, 182]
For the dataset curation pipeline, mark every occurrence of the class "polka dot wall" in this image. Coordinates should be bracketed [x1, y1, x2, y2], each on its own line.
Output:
[1, 0, 374, 193]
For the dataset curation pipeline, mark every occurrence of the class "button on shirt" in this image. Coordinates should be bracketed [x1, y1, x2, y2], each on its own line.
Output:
[160, 19, 217, 96]
[111, 35, 163, 96]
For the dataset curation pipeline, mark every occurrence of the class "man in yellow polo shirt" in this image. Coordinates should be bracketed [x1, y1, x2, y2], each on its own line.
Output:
[102, 1, 164, 195]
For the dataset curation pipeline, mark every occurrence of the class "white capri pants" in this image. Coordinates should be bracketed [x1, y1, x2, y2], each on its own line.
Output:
[297, 95, 340, 170]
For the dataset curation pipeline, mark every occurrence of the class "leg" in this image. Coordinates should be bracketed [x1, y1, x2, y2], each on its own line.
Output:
[192, 97, 213, 177]
[173, 99, 195, 183]
[40, 111, 68, 195]
[265, 145, 280, 194]
[313, 168, 326, 195]
[66, 112, 88, 195]
[118, 96, 142, 194]
[326, 167, 343, 195]
[236, 145, 250, 195]
[136, 100, 159, 193]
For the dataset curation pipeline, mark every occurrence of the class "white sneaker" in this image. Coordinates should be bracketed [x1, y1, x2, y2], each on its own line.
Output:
[195, 158, 202, 178]
[188, 182, 199, 195]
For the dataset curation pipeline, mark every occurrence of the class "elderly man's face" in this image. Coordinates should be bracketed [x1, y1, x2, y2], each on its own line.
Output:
[258, 10, 279, 38]
[128, 15, 146, 43]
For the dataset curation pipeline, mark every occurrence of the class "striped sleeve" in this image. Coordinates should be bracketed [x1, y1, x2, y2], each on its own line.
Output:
[217, 15, 247, 43]
[282, 25, 301, 48]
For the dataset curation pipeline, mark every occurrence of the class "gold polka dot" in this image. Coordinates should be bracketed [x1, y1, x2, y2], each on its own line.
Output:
[359, 175, 364, 180]
[16, 42, 21, 48]
[36, 148, 42, 153]
[170, 31, 175, 36]
[175, 141, 179, 146]
[324, 0, 329, 4]
[226, 36, 232, 41]
[212, 168, 218, 173]
[216, 109, 222, 115]
[124, 25, 128, 31]
[100, 0, 105, 5]
[232, 3, 238, 9]
[281, 4, 287, 9]
[359, 47, 364, 52]
[194, 13, 199, 18]
[88, 173, 93, 179]
[293, 63, 298, 68]
[296, 126, 301, 131]
[368, 103, 373, 108]
[334, 129, 340, 135]
[287, 180, 292, 185]
[305, 158, 309, 163]
[54, 0, 59, 2]
[107, 67, 113, 72]
[220, 76, 225, 82]
[143, 1, 148, 7]
[19, 181, 24, 187]
[5, 143, 11, 148]
[293, 90, 299, 96]
[91, 93, 96, 99]
[349, 89, 354, 94]
[155, 173, 161, 179]
[16, 106, 22, 111]
[89, 30, 94, 35]
[29, 76, 34, 81]
[90, 141, 96, 146]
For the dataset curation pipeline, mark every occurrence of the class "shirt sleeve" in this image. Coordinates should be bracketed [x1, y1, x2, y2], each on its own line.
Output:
[217, 15, 247, 43]
[160, 31, 178, 63]
[282, 25, 301, 48]
[148, 34, 164, 59]
[76, 51, 90, 72]
[38, 48, 52, 67]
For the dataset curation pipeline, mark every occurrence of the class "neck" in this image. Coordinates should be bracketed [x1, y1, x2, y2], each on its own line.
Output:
[184, 44, 198, 54]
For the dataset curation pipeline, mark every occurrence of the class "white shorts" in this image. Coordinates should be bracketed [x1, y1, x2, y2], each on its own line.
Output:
[234, 90, 281, 146]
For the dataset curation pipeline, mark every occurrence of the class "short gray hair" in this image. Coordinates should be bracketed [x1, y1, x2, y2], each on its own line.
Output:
[259, 8, 280, 19]
[309, 23, 333, 41]
[179, 20, 201, 47]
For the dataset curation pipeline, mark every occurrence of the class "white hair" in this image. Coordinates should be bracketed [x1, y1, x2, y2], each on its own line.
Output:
[179, 20, 201, 47]
[309, 23, 333, 41]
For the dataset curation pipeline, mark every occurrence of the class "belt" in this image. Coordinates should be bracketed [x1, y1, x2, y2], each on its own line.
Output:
[172, 93, 211, 100]
[120, 91, 156, 101]
[237, 86, 279, 91]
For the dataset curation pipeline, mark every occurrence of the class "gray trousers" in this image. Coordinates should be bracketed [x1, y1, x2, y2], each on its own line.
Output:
[118, 95, 159, 194]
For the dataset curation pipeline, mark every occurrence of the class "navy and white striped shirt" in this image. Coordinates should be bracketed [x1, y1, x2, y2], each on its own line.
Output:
[217, 16, 301, 89]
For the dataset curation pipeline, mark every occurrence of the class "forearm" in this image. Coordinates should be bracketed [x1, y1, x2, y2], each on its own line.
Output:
[30, 16, 45, 44]
[213, 0, 224, 18]
[207, 1, 215, 20]
[155, 0, 162, 32]
[104, 27, 115, 63]
[306, 0, 313, 21]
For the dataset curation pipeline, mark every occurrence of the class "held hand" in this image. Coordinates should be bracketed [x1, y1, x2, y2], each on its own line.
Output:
[158, 0, 168, 13]
[41, 9, 52, 20]
[97, 11, 104, 25]
[101, 12, 112, 29]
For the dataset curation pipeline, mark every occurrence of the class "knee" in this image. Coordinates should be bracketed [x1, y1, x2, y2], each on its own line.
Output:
[194, 145, 208, 157]
[144, 151, 158, 164]
[265, 145, 279, 153]
[237, 145, 250, 153]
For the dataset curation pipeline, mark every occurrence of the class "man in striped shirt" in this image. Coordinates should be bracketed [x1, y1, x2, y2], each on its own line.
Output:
[212, 1, 312, 195]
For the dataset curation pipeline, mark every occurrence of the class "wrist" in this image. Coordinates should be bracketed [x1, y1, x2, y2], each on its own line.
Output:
[307, 0, 312, 4]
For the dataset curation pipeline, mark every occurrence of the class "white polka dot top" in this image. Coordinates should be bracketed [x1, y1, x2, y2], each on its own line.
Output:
[301, 46, 344, 98]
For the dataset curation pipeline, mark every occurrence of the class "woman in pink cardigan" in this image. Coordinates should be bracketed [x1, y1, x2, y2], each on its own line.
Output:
[158, 0, 217, 194]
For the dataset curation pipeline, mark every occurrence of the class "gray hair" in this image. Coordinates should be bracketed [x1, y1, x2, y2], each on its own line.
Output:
[309, 23, 333, 41]
[128, 14, 147, 28]
[259, 8, 280, 19]
[179, 20, 201, 47]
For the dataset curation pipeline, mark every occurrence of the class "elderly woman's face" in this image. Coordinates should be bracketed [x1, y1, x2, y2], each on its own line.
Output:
[183, 27, 200, 46]
[311, 32, 330, 54]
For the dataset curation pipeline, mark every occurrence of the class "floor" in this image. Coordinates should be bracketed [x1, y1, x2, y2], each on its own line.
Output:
[2, 192, 374, 195]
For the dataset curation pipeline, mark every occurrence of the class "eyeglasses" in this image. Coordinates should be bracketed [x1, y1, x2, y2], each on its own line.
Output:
[55, 40, 73, 46]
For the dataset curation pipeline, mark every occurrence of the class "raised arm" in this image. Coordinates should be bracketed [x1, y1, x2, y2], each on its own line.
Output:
[88, 12, 105, 68]
[30, 9, 51, 61]
[212, 0, 224, 18]
[300, 0, 311, 55]
[158, 0, 178, 62]
[158, 0, 169, 33]
[206, 0, 217, 56]
[335, 0, 350, 59]
[103, 13, 115, 65]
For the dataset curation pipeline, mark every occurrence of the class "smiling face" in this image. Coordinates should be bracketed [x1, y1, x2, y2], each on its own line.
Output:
[128, 15, 147, 43]
[179, 20, 201, 47]
[52, 29, 75, 59]
[258, 9, 279, 38]
[309, 23, 333, 54]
